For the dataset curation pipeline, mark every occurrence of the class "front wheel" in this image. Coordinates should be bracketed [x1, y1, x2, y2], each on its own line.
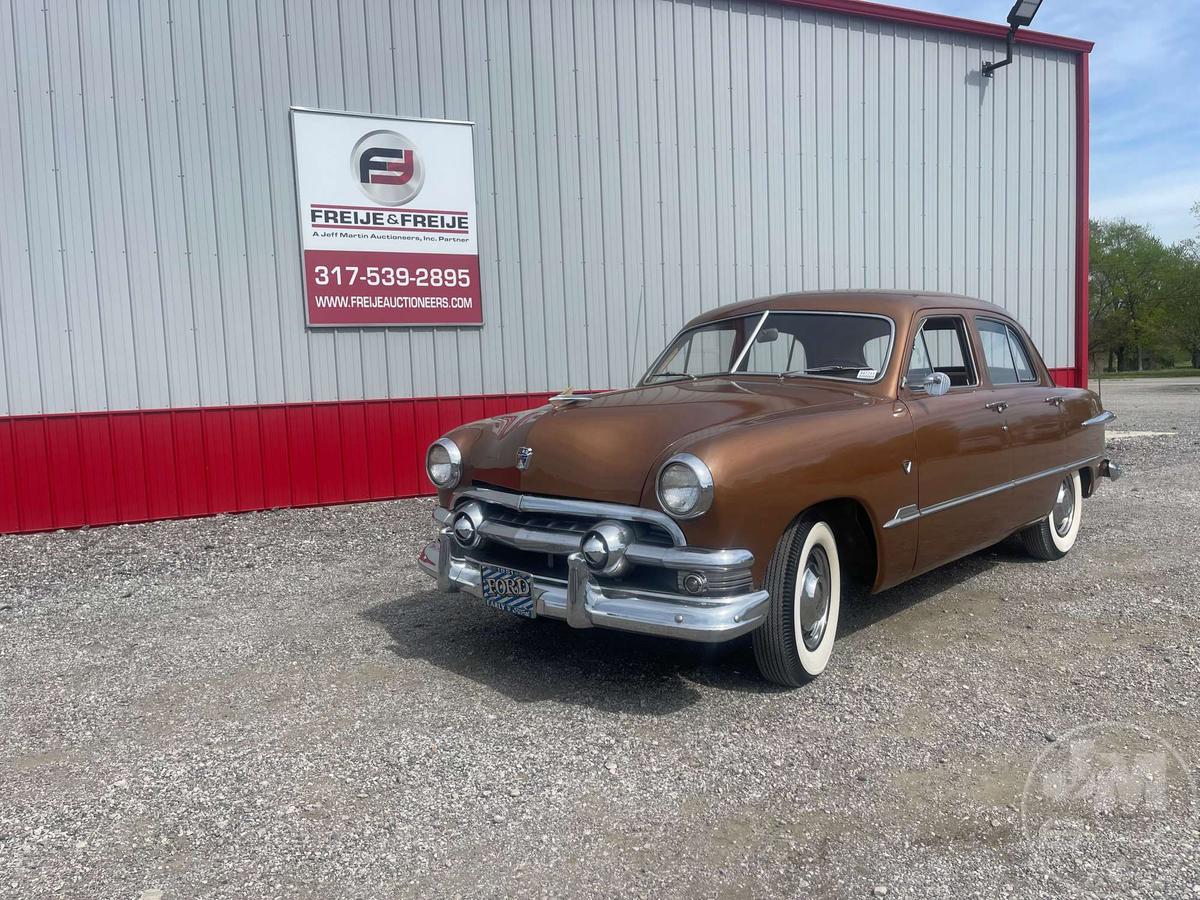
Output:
[753, 517, 842, 687]
[1019, 471, 1083, 560]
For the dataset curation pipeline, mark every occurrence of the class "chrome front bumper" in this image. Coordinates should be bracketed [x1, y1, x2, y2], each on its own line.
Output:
[417, 531, 770, 643]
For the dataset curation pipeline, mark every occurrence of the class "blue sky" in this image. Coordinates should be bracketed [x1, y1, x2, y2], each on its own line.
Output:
[914, 0, 1200, 245]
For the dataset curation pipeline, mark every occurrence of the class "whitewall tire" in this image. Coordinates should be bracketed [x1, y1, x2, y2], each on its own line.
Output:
[1019, 471, 1082, 561]
[753, 517, 842, 687]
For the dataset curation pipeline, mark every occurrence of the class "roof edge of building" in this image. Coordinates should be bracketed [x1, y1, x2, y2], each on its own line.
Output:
[772, 0, 1094, 54]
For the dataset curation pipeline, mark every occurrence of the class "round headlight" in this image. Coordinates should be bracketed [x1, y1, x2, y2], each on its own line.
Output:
[426, 438, 462, 489]
[656, 453, 713, 519]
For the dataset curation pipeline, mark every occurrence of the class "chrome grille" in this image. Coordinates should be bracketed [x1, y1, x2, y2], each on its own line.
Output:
[464, 496, 676, 553]
[449, 488, 679, 589]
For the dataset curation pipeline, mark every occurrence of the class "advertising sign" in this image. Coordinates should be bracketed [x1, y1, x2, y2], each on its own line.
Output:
[290, 108, 482, 327]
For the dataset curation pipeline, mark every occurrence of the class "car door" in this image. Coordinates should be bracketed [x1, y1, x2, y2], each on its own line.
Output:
[900, 312, 1013, 576]
[974, 317, 1069, 529]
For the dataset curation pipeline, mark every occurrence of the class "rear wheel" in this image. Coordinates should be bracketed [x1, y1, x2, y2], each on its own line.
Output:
[753, 517, 842, 687]
[1019, 471, 1082, 560]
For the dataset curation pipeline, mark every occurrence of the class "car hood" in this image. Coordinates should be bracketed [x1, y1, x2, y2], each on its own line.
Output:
[456, 378, 873, 505]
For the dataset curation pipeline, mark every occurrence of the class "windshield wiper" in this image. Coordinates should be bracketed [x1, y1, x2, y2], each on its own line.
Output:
[779, 365, 864, 378]
[645, 371, 697, 381]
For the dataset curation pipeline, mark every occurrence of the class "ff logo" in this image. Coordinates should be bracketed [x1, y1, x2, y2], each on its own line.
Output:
[350, 129, 424, 206]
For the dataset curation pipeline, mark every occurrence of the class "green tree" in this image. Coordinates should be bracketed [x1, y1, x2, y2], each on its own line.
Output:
[1088, 219, 1172, 372]
[1163, 204, 1200, 369]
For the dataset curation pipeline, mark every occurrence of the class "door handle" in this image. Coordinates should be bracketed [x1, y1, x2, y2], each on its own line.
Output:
[1044, 396, 1064, 406]
[985, 401, 1008, 413]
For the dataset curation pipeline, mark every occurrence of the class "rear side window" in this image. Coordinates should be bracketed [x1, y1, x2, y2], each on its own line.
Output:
[978, 318, 1037, 385]
[906, 316, 977, 388]
[1007, 327, 1037, 382]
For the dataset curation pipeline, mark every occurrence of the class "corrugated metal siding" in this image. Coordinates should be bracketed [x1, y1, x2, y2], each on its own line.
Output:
[0, 0, 1078, 418]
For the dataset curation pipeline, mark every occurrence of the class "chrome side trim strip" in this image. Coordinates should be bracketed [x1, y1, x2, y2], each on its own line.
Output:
[882, 455, 1102, 528]
[457, 487, 688, 546]
[626, 544, 754, 572]
[882, 504, 920, 529]
[1082, 410, 1116, 427]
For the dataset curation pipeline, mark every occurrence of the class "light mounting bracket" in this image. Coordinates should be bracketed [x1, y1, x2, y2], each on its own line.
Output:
[982, 0, 1043, 78]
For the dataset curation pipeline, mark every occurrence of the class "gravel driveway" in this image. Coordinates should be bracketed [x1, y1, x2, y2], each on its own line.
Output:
[2, 378, 1198, 899]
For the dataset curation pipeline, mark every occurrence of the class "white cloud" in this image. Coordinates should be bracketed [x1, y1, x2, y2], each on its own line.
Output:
[1091, 173, 1200, 244]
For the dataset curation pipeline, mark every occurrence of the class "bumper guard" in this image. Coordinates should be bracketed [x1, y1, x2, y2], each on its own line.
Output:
[418, 529, 769, 643]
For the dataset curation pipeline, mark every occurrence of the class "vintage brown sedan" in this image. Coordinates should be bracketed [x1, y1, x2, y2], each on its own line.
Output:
[417, 291, 1119, 686]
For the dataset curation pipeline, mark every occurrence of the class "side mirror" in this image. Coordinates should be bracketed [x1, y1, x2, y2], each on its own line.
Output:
[923, 372, 951, 397]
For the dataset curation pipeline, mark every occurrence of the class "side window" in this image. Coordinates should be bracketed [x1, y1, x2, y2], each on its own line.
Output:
[1005, 326, 1037, 383]
[977, 319, 1020, 385]
[661, 325, 737, 376]
[906, 316, 977, 389]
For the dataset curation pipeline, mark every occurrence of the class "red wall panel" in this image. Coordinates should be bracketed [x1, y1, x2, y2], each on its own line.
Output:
[389, 401, 420, 498]
[364, 402, 396, 500]
[0, 421, 21, 532]
[1048, 367, 1081, 388]
[44, 417, 85, 529]
[142, 412, 181, 520]
[0, 392, 560, 535]
[258, 406, 293, 509]
[230, 407, 266, 512]
[112, 412, 151, 524]
[172, 411, 210, 518]
[339, 403, 371, 503]
[77, 415, 120, 525]
[202, 410, 238, 515]
[11, 419, 54, 533]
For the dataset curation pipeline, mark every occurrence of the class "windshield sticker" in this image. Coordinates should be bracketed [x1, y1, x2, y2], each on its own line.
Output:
[857, 368, 877, 380]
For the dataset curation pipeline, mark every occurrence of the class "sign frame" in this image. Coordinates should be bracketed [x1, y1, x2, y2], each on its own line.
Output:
[288, 105, 484, 329]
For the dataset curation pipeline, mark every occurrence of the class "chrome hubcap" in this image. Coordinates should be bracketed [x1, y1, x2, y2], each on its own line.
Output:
[798, 545, 831, 651]
[1052, 476, 1076, 537]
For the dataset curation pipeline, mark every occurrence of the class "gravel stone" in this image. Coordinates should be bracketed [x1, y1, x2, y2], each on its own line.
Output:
[1, 377, 1198, 898]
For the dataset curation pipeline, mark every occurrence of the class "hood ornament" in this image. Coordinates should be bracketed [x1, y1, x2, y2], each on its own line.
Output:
[516, 447, 534, 471]
[548, 386, 594, 408]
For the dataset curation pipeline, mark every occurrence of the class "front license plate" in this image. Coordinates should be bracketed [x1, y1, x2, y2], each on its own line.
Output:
[480, 565, 536, 619]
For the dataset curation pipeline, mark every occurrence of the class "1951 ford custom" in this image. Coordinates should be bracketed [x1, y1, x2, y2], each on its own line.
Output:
[417, 291, 1119, 686]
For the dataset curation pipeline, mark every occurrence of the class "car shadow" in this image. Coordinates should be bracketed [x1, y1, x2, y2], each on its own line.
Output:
[838, 534, 1035, 638]
[361, 588, 777, 715]
[364, 536, 1037, 711]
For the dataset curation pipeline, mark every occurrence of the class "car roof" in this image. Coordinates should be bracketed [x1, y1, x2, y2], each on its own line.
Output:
[686, 290, 1008, 328]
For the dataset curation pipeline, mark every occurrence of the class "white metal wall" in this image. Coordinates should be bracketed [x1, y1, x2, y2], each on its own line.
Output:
[0, 0, 1078, 417]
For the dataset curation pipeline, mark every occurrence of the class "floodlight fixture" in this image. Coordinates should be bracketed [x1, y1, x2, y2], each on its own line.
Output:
[982, 0, 1045, 77]
[1007, 0, 1043, 28]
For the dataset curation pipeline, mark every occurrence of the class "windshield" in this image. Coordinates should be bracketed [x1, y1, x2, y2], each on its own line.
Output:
[643, 311, 895, 383]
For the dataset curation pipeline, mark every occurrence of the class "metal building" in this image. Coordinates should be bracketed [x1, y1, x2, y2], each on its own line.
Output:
[0, 0, 1092, 533]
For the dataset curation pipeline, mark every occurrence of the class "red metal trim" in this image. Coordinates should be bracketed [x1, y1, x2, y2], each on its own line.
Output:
[1075, 53, 1091, 388]
[770, 0, 1093, 53]
[1047, 367, 1080, 389]
[0, 394, 558, 535]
